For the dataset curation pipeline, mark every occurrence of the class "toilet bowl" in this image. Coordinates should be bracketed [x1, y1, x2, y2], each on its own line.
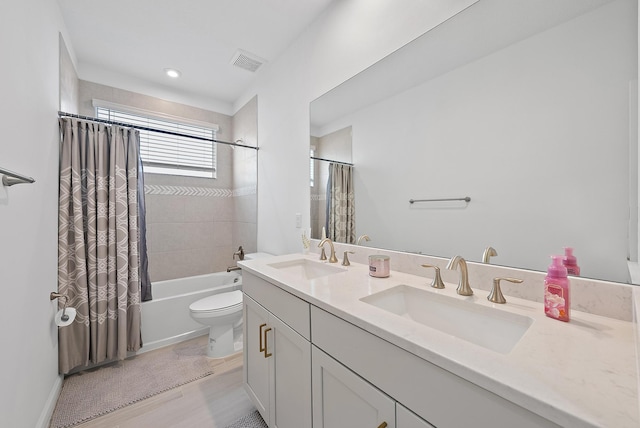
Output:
[189, 289, 243, 358]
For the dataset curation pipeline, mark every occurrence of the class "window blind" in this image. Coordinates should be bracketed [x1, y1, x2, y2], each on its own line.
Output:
[96, 107, 217, 178]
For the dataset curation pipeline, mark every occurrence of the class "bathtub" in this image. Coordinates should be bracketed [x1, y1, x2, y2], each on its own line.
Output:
[140, 270, 242, 353]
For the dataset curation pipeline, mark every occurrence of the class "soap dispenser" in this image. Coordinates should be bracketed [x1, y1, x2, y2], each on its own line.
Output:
[562, 247, 580, 276]
[544, 255, 570, 322]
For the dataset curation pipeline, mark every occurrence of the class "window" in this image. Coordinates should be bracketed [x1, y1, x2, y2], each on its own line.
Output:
[96, 105, 218, 178]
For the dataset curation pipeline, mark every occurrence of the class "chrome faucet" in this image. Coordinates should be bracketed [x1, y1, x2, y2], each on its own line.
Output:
[482, 246, 497, 264]
[318, 238, 339, 263]
[357, 234, 371, 245]
[446, 255, 473, 296]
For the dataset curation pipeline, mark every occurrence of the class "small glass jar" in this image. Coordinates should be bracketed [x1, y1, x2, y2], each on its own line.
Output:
[369, 255, 390, 278]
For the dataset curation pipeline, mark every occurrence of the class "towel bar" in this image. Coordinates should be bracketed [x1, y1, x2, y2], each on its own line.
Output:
[0, 166, 35, 186]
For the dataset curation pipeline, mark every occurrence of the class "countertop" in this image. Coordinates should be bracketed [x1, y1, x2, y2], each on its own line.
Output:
[239, 253, 639, 428]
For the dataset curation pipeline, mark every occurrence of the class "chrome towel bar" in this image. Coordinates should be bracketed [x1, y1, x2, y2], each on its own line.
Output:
[0, 166, 35, 186]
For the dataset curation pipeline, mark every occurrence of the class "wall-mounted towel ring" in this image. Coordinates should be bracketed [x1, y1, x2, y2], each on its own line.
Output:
[50, 292, 76, 327]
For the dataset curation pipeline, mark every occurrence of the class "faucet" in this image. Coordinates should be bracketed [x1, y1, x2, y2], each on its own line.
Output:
[482, 246, 497, 264]
[227, 246, 245, 272]
[233, 246, 245, 261]
[420, 264, 445, 289]
[357, 234, 371, 245]
[488, 277, 523, 304]
[342, 251, 355, 266]
[318, 238, 339, 263]
[446, 255, 473, 296]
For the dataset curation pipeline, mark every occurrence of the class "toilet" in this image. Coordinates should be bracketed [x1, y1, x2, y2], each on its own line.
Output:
[189, 252, 272, 358]
[189, 290, 244, 358]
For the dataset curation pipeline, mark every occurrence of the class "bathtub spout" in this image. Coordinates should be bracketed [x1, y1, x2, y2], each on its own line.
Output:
[227, 266, 242, 272]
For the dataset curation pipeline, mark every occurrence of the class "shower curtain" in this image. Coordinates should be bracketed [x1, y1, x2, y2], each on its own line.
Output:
[58, 118, 146, 374]
[326, 163, 356, 244]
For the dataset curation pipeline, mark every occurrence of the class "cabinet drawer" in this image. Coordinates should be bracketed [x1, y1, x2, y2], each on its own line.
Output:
[243, 271, 311, 340]
[311, 306, 559, 428]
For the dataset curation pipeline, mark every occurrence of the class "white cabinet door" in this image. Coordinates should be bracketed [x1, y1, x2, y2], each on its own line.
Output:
[243, 295, 270, 422]
[397, 404, 434, 428]
[312, 346, 395, 428]
[244, 293, 312, 428]
[268, 313, 312, 428]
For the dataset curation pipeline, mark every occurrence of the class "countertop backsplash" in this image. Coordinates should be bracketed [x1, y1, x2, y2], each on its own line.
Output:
[310, 239, 634, 322]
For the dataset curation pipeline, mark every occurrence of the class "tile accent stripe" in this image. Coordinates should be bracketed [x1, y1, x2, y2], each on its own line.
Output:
[145, 185, 257, 198]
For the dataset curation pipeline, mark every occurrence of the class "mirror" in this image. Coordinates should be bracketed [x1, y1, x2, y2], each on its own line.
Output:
[310, 126, 353, 241]
[310, 0, 638, 283]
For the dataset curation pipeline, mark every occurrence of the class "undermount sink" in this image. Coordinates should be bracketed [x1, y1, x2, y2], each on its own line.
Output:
[268, 258, 345, 280]
[360, 285, 533, 354]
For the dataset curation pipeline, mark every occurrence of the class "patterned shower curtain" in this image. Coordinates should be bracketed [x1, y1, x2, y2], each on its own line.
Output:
[326, 163, 356, 244]
[58, 118, 144, 374]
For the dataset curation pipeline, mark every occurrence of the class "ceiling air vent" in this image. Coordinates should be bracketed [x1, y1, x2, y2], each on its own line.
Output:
[231, 49, 266, 73]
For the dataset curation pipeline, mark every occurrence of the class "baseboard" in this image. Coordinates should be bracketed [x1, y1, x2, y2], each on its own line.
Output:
[36, 374, 63, 428]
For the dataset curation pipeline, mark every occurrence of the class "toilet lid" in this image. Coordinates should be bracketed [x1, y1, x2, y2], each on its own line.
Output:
[189, 290, 243, 312]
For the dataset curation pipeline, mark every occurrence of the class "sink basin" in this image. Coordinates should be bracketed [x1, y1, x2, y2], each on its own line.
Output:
[360, 285, 533, 354]
[268, 258, 345, 280]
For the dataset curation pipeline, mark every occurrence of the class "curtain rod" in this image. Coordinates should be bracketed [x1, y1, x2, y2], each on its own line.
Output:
[58, 111, 259, 150]
[311, 156, 353, 166]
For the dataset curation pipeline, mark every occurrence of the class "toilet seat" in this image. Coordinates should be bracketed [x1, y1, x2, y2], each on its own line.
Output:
[189, 290, 243, 317]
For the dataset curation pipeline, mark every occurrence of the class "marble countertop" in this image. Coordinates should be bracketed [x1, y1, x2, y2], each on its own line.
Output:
[240, 253, 639, 428]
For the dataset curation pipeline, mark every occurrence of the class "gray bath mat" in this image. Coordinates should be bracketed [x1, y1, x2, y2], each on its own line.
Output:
[50, 337, 216, 428]
[225, 410, 268, 428]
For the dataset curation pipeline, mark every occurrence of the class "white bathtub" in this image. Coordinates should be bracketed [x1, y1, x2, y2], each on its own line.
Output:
[140, 271, 242, 352]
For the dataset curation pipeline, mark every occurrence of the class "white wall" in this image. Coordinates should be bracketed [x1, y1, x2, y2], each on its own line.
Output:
[346, 0, 636, 282]
[236, 0, 479, 256]
[0, 1, 68, 426]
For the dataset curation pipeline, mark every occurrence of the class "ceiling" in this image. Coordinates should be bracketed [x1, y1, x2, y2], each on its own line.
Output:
[57, 0, 336, 112]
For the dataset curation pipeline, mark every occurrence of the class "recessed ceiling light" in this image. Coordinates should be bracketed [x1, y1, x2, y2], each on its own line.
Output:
[164, 68, 181, 78]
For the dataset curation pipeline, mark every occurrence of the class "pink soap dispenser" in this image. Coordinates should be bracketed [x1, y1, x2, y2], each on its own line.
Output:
[562, 247, 580, 276]
[544, 255, 570, 322]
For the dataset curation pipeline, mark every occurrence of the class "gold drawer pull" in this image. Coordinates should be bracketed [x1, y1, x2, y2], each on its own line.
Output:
[259, 323, 267, 352]
[263, 327, 272, 358]
[377, 422, 387, 428]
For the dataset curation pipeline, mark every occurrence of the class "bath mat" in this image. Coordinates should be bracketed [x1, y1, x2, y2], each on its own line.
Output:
[50, 337, 216, 428]
[225, 410, 268, 428]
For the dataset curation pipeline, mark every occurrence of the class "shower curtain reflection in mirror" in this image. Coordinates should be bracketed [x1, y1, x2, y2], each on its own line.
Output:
[326, 163, 355, 244]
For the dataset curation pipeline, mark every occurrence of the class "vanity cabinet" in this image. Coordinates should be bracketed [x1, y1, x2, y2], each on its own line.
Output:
[312, 345, 396, 428]
[396, 405, 435, 428]
[311, 306, 559, 428]
[243, 272, 312, 428]
[312, 344, 434, 428]
[242, 267, 558, 428]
